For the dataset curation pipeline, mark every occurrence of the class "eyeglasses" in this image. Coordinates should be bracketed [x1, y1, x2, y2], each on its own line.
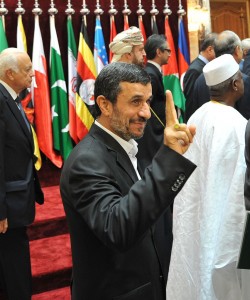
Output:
[163, 48, 171, 54]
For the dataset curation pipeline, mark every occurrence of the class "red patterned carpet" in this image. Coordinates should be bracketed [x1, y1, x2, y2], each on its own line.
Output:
[30, 185, 72, 299]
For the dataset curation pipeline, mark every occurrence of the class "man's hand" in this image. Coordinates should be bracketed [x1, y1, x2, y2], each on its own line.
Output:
[0, 218, 8, 233]
[164, 90, 196, 154]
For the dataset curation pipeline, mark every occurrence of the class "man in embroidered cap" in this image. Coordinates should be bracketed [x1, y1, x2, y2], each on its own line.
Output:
[109, 26, 145, 67]
[167, 54, 250, 300]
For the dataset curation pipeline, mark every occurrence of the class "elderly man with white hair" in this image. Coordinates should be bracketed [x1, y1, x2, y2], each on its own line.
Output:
[166, 54, 250, 300]
[109, 26, 145, 67]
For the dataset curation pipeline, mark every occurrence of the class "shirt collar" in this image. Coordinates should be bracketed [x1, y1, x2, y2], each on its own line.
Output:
[147, 60, 162, 73]
[0, 80, 18, 100]
[95, 120, 138, 156]
[198, 54, 209, 64]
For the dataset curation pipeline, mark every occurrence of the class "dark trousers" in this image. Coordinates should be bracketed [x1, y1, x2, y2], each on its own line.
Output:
[0, 227, 32, 300]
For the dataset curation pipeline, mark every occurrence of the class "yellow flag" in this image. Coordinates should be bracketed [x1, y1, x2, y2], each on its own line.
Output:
[31, 125, 42, 171]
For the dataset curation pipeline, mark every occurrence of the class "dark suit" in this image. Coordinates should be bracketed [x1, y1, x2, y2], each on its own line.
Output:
[187, 72, 250, 121]
[0, 83, 43, 299]
[183, 57, 206, 122]
[137, 62, 165, 170]
[243, 50, 250, 76]
[60, 123, 196, 300]
[137, 62, 173, 282]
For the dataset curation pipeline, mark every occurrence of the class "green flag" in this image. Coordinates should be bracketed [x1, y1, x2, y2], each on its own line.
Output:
[50, 15, 73, 161]
[162, 16, 186, 122]
[0, 16, 8, 51]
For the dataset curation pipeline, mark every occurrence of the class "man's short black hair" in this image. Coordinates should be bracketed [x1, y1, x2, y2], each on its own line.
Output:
[94, 62, 150, 117]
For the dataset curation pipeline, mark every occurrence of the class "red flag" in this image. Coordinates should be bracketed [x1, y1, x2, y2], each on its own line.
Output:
[162, 16, 179, 77]
[162, 16, 186, 121]
[109, 15, 117, 62]
[124, 15, 129, 30]
[138, 15, 146, 42]
[32, 15, 62, 168]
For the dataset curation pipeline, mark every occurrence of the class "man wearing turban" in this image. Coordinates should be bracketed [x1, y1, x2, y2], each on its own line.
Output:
[109, 26, 145, 67]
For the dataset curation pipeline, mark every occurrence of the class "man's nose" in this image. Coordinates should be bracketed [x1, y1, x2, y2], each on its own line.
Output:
[139, 102, 151, 119]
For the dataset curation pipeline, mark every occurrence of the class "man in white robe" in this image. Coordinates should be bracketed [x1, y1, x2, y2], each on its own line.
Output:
[167, 54, 250, 300]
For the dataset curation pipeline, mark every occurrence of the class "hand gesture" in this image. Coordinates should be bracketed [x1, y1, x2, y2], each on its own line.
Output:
[164, 90, 196, 154]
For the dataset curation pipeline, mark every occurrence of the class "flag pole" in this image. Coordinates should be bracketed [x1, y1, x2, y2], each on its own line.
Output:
[15, 0, 25, 16]
[15, 0, 26, 52]
[177, 0, 186, 16]
[150, 0, 159, 34]
[108, 0, 117, 62]
[81, 0, 89, 27]
[0, 0, 7, 31]
[32, 0, 42, 16]
[65, 0, 75, 19]
[163, 0, 172, 16]
[122, 0, 131, 30]
[137, 0, 146, 43]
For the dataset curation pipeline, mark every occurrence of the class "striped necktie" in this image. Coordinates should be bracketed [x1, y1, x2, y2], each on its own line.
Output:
[15, 96, 31, 132]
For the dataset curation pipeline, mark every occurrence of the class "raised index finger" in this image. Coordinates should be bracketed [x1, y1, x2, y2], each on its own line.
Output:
[165, 90, 178, 127]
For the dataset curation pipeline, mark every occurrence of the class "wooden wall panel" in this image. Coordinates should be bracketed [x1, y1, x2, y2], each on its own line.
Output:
[210, 1, 249, 38]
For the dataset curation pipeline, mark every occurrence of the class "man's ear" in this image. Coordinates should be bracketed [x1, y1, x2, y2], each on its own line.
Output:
[96, 95, 112, 116]
[6, 69, 14, 80]
[232, 78, 239, 91]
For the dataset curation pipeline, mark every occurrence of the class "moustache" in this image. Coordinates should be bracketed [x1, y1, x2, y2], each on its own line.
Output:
[129, 117, 147, 124]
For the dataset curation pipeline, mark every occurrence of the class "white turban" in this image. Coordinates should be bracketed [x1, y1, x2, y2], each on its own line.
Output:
[109, 26, 144, 63]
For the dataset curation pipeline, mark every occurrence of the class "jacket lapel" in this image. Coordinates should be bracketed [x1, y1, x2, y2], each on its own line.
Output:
[0, 85, 33, 150]
[90, 124, 139, 184]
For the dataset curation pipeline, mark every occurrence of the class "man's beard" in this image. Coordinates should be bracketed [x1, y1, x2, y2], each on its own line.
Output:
[110, 108, 147, 141]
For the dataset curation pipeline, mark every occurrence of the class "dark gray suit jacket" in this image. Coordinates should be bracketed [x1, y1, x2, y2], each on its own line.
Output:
[137, 62, 165, 170]
[0, 84, 43, 228]
[60, 123, 196, 300]
[183, 57, 206, 122]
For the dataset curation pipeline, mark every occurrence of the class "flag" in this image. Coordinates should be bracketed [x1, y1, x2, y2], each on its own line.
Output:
[0, 16, 8, 51]
[109, 15, 117, 62]
[32, 15, 62, 168]
[17, 14, 42, 170]
[50, 15, 73, 161]
[151, 16, 159, 34]
[178, 16, 190, 88]
[162, 16, 186, 122]
[17, 15, 27, 52]
[138, 15, 146, 42]
[75, 18, 97, 141]
[94, 16, 108, 74]
[124, 15, 129, 30]
[67, 16, 78, 144]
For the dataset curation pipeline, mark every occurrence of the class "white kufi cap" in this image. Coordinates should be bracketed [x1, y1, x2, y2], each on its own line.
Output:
[109, 26, 144, 63]
[203, 54, 239, 86]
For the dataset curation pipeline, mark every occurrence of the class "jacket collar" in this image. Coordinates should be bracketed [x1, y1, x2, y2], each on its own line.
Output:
[89, 123, 139, 183]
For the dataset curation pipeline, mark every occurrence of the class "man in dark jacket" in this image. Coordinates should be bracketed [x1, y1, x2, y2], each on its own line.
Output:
[0, 48, 44, 300]
[183, 33, 217, 122]
[60, 62, 196, 300]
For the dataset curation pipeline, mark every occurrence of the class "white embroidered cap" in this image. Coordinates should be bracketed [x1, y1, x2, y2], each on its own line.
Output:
[203, 54, 239, 86]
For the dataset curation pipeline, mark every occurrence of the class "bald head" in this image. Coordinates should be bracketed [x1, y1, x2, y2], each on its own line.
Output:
[242, 38, 250, 58]
[214, 31, 242, 63]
